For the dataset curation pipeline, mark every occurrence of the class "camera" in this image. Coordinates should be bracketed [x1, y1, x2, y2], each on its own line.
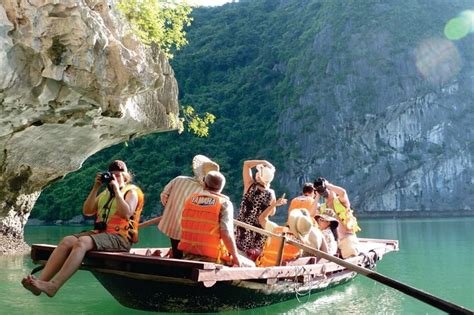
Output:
[94, 221, 107, 231]
[313, 177, 326, 188]
[314, 177, 328, 197]
[100, 171, 113, 184]
[315, 185, 327, 194]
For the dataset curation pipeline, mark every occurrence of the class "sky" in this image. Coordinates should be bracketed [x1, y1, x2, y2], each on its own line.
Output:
[188, 0, 236, 7]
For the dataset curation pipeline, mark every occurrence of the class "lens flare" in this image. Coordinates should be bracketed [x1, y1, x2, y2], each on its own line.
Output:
[460, 10, 474, 32]
[415, 37, 461, 85]
[444, 17, 471, 40]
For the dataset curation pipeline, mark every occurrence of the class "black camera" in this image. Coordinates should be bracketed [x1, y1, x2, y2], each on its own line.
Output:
[315, 185, 327, 194]
[100, 171, 113, 184]
[314, 177, 328, 197]
[314, 177, 326, 188]
[94, 221, 107, 231]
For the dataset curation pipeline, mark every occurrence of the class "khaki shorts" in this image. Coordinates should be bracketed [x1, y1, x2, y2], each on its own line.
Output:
[74, 231, 131, 252]
[338, 234, 359, 259]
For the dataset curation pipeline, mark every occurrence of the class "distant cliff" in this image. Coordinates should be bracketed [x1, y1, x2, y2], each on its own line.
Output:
[174, 0, 474, 213]
[0, 0, 179, 241]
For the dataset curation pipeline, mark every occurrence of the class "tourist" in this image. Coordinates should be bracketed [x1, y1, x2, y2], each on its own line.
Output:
[235, 160, 284, 259]
[315, 208, 339, 256]
[178, 171, 254, 267]
[314, 177, 361, 258]
[287, 182, 317, 218]
[21, 160, 144, 297]
[255, 196, 299, 266]
[288, 208, 328, 256]
[157, 155, 219, 258]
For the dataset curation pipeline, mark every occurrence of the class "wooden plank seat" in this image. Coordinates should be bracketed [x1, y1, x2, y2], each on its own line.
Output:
[31, 244, 218, 271]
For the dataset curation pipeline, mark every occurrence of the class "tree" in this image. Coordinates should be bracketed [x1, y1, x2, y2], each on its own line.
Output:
[118, 0, 193, 58]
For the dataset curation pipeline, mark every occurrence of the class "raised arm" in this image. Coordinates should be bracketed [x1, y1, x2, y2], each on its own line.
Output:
[82, 173, 102, 216]
[326, 182, 350, 209]
[258, 193, 287, 228]
[242, 160, 275, 193]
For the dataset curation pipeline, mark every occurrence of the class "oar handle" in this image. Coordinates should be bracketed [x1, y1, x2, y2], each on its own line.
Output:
[139, 216, 162, 228]
[233, 219, 473, 315]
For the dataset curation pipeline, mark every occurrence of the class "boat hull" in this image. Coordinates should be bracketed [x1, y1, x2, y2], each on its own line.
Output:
[30, 238, 398, 313]
[92, 268, 357, 312]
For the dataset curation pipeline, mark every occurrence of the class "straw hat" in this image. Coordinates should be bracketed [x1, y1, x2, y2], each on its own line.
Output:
[255, 164, 275, 186]
[192, 155, 220, 183]
[315, 208, 339, 229]
[288, 208, 313, 239]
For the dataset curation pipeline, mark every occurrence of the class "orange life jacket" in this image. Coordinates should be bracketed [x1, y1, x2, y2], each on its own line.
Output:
[178, 192, 232, 264]
[288, 195, 315, 213]
[256, 226, 301, 267]
[96, 184, 144, 243]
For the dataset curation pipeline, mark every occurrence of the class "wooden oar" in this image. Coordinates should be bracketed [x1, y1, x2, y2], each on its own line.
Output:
[138, 216, 162, 228]
[234, 219, 472, 315]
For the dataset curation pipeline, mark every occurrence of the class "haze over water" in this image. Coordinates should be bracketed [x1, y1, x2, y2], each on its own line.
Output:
[1, 217, 473, 314]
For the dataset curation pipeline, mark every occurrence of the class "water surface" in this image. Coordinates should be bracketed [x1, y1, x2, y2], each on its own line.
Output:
[1, 218, 473, 314]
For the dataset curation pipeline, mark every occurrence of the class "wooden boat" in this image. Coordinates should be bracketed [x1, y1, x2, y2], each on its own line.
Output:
[30, 238, 398, 312]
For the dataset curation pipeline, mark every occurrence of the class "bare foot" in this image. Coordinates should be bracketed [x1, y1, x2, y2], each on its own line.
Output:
[21, 276, 41, 296]
[30, 278, 59, 297]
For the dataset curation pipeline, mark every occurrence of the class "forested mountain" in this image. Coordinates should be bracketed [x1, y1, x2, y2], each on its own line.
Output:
[32, 0, 474, 221]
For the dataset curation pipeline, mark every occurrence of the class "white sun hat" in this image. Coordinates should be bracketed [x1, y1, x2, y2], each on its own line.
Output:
[255, 164, 275, 186]
[192, 155, 220, 183]
[288, 208, 313, 239]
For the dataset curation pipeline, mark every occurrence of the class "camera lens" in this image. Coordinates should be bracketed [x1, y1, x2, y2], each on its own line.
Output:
[100, 171, 112, 184]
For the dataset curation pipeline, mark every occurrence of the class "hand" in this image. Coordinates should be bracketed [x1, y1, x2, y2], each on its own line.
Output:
[232, 255, 241, 267]
[262, 160, 275, 170]
[94, 173, 102, 187]
[275, 197, 287, 207]
[109, 173, 121, 195]
[160, 193, 169, 206]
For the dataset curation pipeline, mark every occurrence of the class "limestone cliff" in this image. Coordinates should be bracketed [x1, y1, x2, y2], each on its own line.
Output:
[0, 0, 179, 241]
[277, 1, 474, 213]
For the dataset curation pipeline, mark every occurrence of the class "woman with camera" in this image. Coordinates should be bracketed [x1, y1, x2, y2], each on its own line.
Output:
[21, 160, 144, 297]
[313, 177, 360, 258]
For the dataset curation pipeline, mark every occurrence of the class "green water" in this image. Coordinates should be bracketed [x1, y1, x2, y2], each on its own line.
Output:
[1, 218, 473, 314]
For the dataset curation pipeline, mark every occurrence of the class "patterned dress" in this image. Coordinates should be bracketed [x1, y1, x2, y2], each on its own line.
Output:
[235, 183, 273, 252]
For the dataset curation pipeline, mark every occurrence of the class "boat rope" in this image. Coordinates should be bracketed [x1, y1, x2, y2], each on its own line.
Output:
[359, 251, 377, 269]
[293, 265, 314, 303]
[30, 265, 44, 275]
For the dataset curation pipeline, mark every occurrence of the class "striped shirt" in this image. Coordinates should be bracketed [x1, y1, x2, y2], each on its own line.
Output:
[158, 176, 204, 240]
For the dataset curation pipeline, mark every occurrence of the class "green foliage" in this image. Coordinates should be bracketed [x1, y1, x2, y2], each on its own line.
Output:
[181, 105, 216, 137]
[117, 0, 193, 58]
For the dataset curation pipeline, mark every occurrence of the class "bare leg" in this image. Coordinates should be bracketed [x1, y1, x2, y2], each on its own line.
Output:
[39, 235, 78, 281]
[30, 236, 95, 297]
[22, 235, 77, 295]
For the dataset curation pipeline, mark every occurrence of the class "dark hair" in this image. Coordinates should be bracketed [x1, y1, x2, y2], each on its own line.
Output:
[313, 177, 325, 188]
[330, 223, 338, 241]
[302, 183, 314, 194]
